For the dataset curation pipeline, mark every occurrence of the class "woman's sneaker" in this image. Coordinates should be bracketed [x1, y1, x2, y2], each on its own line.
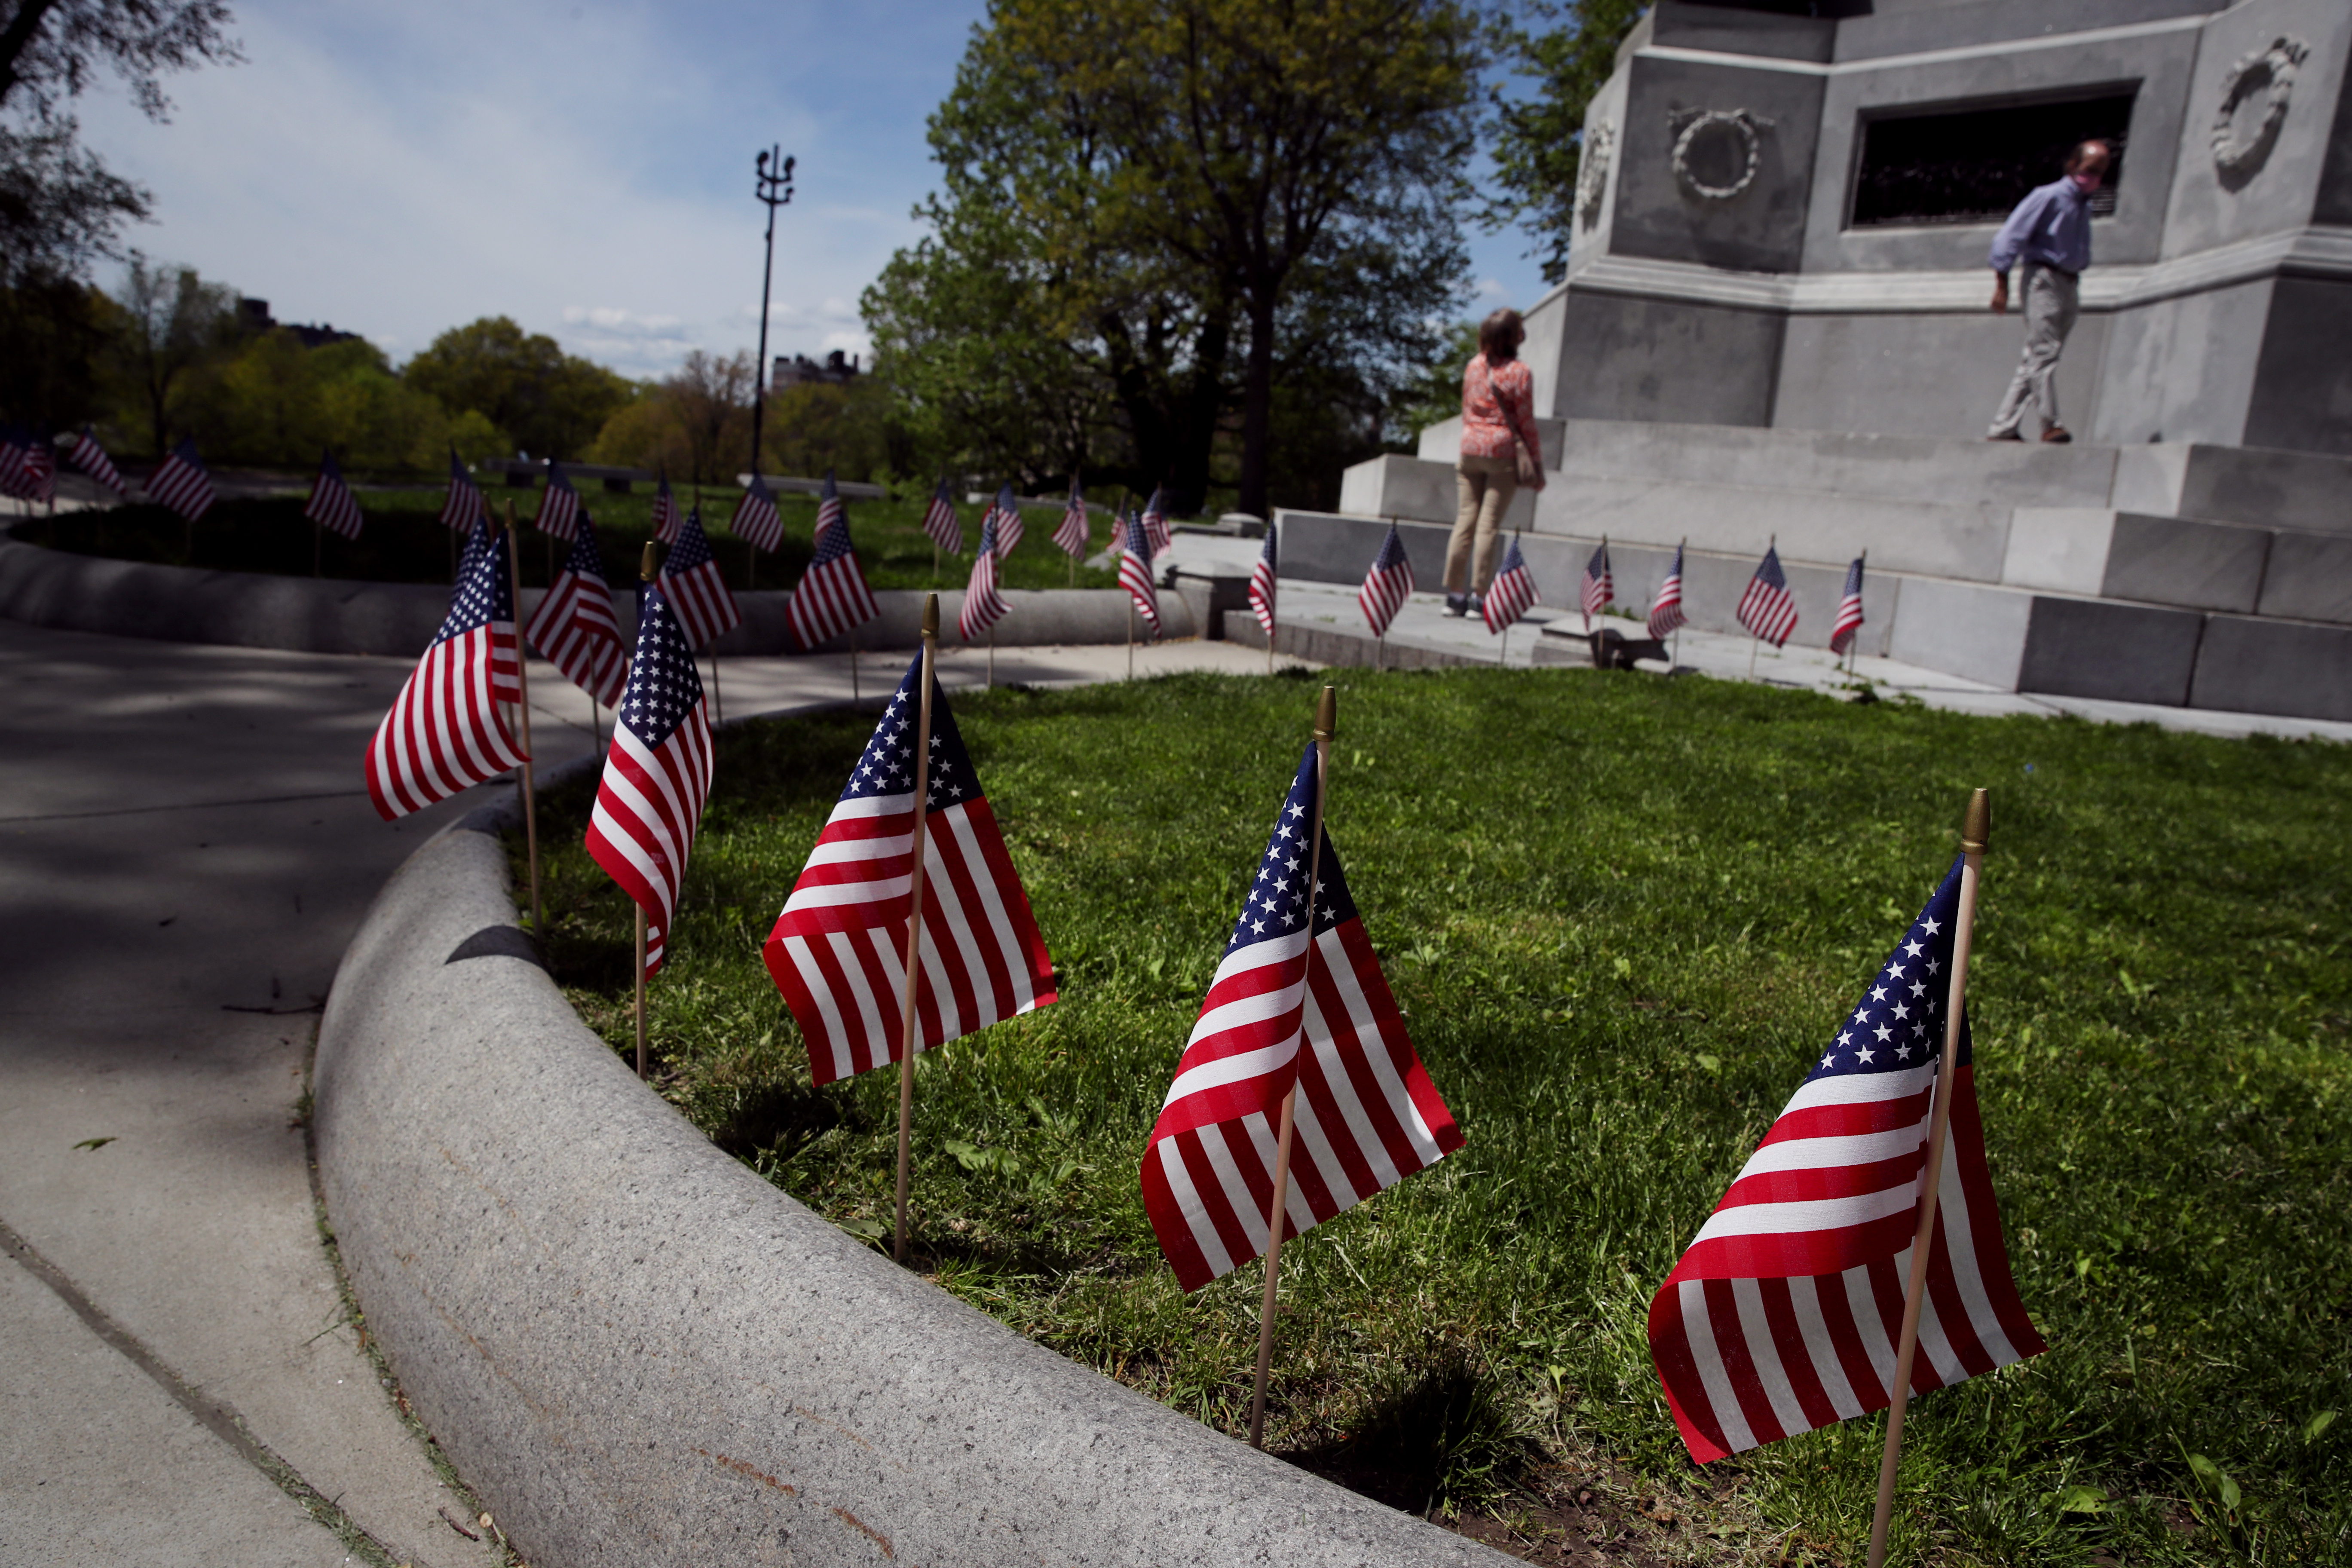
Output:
[1445, 592, 1469, 618]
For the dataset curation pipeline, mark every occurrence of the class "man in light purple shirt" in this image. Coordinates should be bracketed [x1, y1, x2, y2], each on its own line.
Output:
[1985, 139, 2112, 444]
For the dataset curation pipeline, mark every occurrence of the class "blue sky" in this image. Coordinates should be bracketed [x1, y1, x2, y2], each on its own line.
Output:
[74, 0, 1551, 379]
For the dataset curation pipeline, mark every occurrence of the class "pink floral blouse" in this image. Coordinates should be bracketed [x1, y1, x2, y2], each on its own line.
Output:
[1459, 353, 1543, 470]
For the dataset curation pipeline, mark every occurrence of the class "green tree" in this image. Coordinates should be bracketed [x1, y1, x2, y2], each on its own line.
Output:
[1486, 0, 1647, 284]
[403, 315, 631, 461]
[107, 252, 234, 454]
[870, 0, 1480, 518]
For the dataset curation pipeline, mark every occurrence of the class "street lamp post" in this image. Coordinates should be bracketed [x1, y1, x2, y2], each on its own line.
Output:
[749, 146, 796, 490]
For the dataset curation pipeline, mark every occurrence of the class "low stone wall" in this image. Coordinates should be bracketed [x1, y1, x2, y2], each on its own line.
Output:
[314, 805, 1505, 1568]
[0, 537, 1195, 658]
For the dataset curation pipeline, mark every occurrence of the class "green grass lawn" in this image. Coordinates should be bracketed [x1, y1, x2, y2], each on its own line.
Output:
[12, 482, 1117, 594]
[520, 666, 2351, 1566]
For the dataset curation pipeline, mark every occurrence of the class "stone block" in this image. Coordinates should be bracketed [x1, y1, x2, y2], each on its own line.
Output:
[2257, 530, 2352, 623]
[1337, 456, 1535, 530]
[1172, 570, 1251, 641]
[2015, 596, 2205, 705]
[1550, 292, 1786, 427]
[2004, 508, 2273, 611]
[1884, 576, 2034, 690]
[2189, 613, 2352, 720]
[1414, 414, 1567, 468]
[2114, 442, 2352, 535]
[1271, 511, 1452, 587]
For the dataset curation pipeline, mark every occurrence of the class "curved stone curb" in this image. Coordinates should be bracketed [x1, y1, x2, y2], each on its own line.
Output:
[0, 537, 1197, 658]
[314, 812, 1505, 1568]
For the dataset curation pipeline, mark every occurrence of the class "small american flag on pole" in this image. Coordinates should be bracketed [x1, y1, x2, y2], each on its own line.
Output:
[1830, 555, 1867, 656]
[64, 426, 124, 494]
[958, 515, 1010, 642]
[363, 520, 526, 820]
[922, 477, 963, 555]
[440, 447, 484, 533]
[525, 511, 627, 707]
[986, 483, 1023, 557]
[1141, 485, 1173, 561]
[534, 460, 582, 542]
[786, 475, 879, 651]
[1247, 521, 1278, 638]
[1119, 508, 1160, 638]
[1648, 542, 1688, 640]
[1358, 522, 1414, 637]
[763, 654, 1056, 1084]
[650, 474, 682, 545]
[1738, 544, 1799, 648]
[1580, 539, 1613, 628]
[1141, 743, 1463, 1292]
[729, 473, 784, 553]
[145, 439, 215, 521]
[585, 583, 714, 977]
[304, 450, 364, 541]
[0, 429, 30, 499]
[1054, 478, 1090, 559]
[1482, 534, 1538, 634]
[23, 434, 55, 503]
[661, 508, 741, 649]
[1648, 858, 2044, 1463]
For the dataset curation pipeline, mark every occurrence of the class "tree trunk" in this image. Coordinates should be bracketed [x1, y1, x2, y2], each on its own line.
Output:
[1237, 292, 1277, 521]
[1170, 306, 1231, 517]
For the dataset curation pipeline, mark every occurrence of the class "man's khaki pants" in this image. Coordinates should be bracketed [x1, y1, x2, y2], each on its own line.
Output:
[1448, 454, 1516, 594]
[1988, 262, 2079, 438]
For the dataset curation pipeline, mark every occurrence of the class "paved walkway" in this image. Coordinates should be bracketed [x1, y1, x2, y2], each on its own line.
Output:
[0, 616, 1295, 1568]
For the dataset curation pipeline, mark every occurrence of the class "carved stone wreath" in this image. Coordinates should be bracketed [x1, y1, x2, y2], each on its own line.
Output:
[1577, 120, 1615, 229]
[2211, 36, 2309, 184]
[1670, 109, 1768, 201]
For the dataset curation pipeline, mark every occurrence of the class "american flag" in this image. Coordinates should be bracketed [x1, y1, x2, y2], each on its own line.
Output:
[1483, 534, 1539, 634]
[958, 515, 1010, 643]
[1580, 539, 1613, 628]
[986, 482, 1024, 557]
[763, 654, 1056, 1084]
[1141, 484, 1173, 561]
[786, 474, 878, 652]
[1054, 478, 1090, 559]
[1830, 556, 1867, 656]
[535, 460, 582, 542]
[1247, 521, 1278, 638]
[1648, 542, 1688, 640]
[440, 446, 485, 533]
[1648, 859, 2044, 1464]
[1358, 521, 1414, 637]
[1142, 743, 1463, 1292]
[1119, 507, 1160, 638]
[363, 519, 527, 821]
[0, 429, 29, 499]
[585, 583, 714, 977]
[922, 476, 963, 555]
[21, 432, 54, 502]
[64, 426, 125, 494]
[1738, 544, 1799, 648]
[145, 439, 215, 521]
[730, 473, 784, 554]
[650, 473, 682, 545]
[525, 510, 627, 707]
[304, 450, 364, 541]
[661, 508, 741, 649]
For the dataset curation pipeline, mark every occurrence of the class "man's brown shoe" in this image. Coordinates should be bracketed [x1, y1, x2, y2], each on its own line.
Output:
[2041, 426, 2072, 444]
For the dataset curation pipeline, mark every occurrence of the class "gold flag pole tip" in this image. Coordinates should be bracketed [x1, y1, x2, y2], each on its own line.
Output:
[1314, 685, 1336, 742]
[1960, 787, 1991, 854]
[640, 541, 657, 582]
[922, 591, 940, 638]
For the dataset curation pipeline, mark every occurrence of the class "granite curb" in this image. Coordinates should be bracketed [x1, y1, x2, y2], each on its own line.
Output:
[0, 537, 1202, 658]
[313, 781, 1508, 1568]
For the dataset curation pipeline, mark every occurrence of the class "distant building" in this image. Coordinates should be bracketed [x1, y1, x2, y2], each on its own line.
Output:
[771, 349, 861, 392]
[236, 297, 364, 351]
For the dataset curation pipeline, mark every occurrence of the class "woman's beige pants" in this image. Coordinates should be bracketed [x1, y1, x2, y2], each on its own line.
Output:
[1448, 454, 1517, 593]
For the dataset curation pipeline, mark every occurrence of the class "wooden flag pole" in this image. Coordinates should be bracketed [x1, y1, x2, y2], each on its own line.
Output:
[986, 622, 995, 689]
[1249, 683, 1338, 1451]
[503, 502, 541, 937]
[710, 655, 724, 725]
[1126, 601, 1135, 681]
[851, 622, 861, 704]
[630, 541, 659, 1080]
[1864, 788, 1991, 1568]
[892, 594, 943, 1265]
[312, 518, 322, 579]
[634, 907, 649, 1078]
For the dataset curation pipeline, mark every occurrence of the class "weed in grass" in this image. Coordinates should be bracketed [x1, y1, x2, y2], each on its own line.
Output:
[519, 668, 2352, 1565]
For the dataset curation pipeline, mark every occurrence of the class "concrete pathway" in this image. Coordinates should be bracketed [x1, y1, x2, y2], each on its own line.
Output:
[0, 618, 1294, 1568]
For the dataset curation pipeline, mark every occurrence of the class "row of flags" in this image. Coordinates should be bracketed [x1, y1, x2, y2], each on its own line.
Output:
[355, 493, 2042, 1484]
[3, 425, 208, 517]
